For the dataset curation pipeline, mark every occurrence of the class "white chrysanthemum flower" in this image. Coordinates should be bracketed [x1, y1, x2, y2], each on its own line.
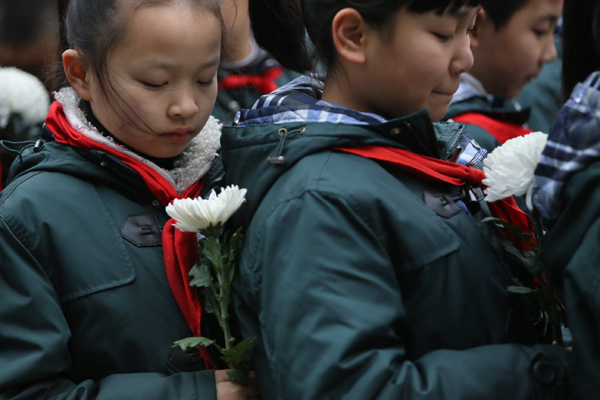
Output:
[0, 67, 50, 129]
[166, 186, 248, 232]
[482, 131, 548, 209]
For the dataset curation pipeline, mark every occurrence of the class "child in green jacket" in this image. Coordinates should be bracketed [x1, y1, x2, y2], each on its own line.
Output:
[446, 0, 562, 151]
[221, 0, 575, 398]
[0, 0, 259, 399]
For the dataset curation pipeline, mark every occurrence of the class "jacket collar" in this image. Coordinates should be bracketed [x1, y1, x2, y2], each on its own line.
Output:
[53, 87, 221, 194]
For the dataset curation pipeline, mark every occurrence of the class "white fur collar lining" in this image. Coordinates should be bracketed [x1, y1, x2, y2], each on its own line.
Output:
[54, 87, 222, 195]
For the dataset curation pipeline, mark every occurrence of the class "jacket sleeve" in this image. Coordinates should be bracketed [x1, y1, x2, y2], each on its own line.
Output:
[237, 190, 574, 400]
[0, 216, 217, 400]
[545, 160, 600, 399]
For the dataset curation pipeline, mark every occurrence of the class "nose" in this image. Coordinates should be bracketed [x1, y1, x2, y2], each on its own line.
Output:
[540, 34, 558, 64]
[168, 86, 199, 120]
[450, 35, 474, 75]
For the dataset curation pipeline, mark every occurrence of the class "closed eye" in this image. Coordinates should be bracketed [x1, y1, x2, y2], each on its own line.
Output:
[533, 28, 551, 37]
[142, 81, 167, 88]
[434, 33, 453, 42]
[197, 78, 215, 86]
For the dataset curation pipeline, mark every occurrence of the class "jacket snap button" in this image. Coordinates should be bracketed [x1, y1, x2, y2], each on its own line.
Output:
[391, 128, 401, 135]
[151, 200, 161, 208]
[531, 358, 557, 387]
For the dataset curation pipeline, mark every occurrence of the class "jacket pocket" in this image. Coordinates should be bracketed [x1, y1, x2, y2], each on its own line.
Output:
[45, 205, 138, 304]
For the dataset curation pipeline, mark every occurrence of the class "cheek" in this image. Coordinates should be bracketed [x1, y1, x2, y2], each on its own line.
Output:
[506, 35, 541, 71]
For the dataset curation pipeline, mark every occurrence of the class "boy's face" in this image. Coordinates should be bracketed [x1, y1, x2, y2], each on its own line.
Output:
[357, 6, 479, 121]
[470, 0, 562, 99]
[88, 3, 221, 158]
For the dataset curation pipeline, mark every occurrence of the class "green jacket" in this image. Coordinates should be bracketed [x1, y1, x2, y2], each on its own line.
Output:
[544, 160, 600, 399]
[0, 137, 225, 399]
[533, 72, 600, 399]
[445, 94, 531, 153]
[221, 84, 574, 399]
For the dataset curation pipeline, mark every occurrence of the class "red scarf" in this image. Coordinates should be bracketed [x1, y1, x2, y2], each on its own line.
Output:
[46, 101, 217, 369]
[219, 66, 284, 95]
[453, 112, 534, 144]
[336, 146, 535, 253]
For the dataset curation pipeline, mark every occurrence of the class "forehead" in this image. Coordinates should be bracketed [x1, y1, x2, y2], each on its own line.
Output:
[110, 3, 221, 67]
[513, 0, 562, 21]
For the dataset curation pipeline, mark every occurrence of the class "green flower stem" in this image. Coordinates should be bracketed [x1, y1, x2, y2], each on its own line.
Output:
[182, 224, 252, 383]
[219, 288, 234, 351]
[206, 228, 235, 351]
[531, 209, 564, 346]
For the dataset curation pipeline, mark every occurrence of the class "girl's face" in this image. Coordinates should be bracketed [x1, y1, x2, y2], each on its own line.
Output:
[357, 6, 479, 121]
[88, 3, 221, 158]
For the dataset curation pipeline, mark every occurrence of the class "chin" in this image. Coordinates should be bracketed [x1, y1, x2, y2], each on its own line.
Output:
[428, 108, 448, 122]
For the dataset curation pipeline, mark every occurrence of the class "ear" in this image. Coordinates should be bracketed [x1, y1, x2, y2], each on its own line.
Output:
[469, 9, 489, 49]
[62, 49, 93, 101]
[331, 8, 368, 65]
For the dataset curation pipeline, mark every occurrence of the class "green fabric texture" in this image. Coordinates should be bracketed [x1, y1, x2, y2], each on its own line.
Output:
[0, 140, 223, 400]
[445, 96, 530, 153]
[221, 109, 574, 399]
[545, 159, 600, 399]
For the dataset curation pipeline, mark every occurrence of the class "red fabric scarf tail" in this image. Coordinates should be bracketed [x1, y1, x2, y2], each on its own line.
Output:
[162, 220, 218, 370]
[46, 101, 217, 369]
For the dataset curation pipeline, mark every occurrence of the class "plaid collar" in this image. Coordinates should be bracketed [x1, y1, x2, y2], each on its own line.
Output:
[233, 75, 387, 127]
[533, 71, 600, 227]
[451, 73, 517, 110]
[233, 74, 486, 167]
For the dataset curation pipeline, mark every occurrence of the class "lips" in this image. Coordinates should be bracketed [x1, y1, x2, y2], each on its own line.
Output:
[162, 127, 194, 143]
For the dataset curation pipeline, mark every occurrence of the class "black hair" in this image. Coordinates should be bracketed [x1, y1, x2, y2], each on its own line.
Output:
[562, 0, 600, 98]
[0, 0, 58, 46]
[249, 0, 481, 74]
[481, 0, 530, 30]
[52, 0, 226, 135]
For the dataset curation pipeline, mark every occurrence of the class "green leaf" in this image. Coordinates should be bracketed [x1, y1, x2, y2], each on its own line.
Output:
[226, 368, 253, 386]
[221, 338, 255, 370]
[201, 287, 220, 315]
[229, 228, 244, 263]
[189, 263, 213, 288]
[202, 235, 223, 272]
[483, 217, 534, 247]
[173, 336, 214, 351]
[507, 285, 535, 294]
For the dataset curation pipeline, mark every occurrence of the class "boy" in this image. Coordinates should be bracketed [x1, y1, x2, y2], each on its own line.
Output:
[445, 0, 562, 151]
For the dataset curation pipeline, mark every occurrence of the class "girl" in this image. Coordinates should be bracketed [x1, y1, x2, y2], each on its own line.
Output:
[533, 0, 600, 397]
[221, 0, 575, 398]
[0, 0, 258, 399]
